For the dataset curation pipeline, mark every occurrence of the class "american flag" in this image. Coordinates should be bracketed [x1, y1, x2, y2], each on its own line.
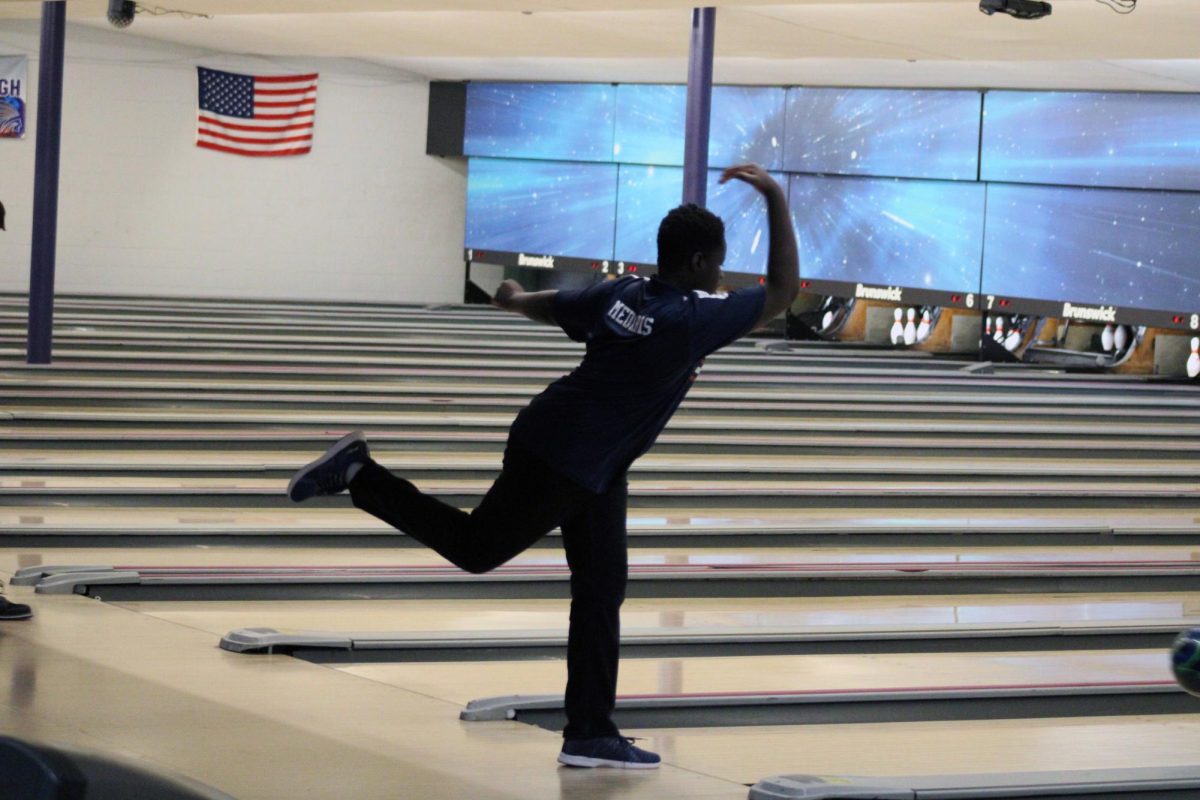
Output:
[196, 67, 318, 157]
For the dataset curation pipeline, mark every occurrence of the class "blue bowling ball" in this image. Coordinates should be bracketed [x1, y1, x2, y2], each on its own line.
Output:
[1172, 627, 1200, 698]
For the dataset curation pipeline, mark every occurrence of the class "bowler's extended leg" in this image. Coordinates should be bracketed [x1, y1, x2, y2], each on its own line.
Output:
[347, 443, 588, 573]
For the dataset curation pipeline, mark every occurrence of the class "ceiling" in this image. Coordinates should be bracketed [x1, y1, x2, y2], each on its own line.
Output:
[1, 0, 1198, 90]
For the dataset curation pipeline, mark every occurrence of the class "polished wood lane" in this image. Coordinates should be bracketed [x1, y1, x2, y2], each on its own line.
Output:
[4, 506, 1196, 539]
[6, 474, 1197, 496]
[335, 649, 1173, 706]
[7, 449, 1200, 478]
[121, 594, 1200, 639]
[631, 716, 1200, 785]
[6, 544, 1200, 572]
[0, 591, 740, 799]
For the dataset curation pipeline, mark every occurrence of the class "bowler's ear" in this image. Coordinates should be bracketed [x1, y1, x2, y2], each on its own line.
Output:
[688, 250, 705, 273]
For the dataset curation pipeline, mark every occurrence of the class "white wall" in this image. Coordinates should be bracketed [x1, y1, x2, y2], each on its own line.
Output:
[0, 21, 466, 304]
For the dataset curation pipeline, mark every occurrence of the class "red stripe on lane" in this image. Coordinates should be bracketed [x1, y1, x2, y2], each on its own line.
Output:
[198, 115, 312, 133]
[255, 73, 318, 83]
[196, 141, 312, 157]
[200, 129, 313, 146]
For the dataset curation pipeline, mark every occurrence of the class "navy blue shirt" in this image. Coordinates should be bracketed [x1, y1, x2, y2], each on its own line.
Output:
[509, 276, 766, 493]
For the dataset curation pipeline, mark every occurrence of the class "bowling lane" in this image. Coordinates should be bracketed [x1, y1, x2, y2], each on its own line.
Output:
[8, 360, 1200, 398]
[5, 474, 1198, 498]
[5, 505, 1198, 539]
[625, 716, 1200, 785]
[7, 449, 1200, 479]
[5, 345, 953, 374]
[0, 587, 742, 800]
[0, 312, 568, 337]
[0, 340, 947, 374]
[5, 371, 1200, 411]
[118, 593, 1200, 640]
[5, 406, 1200, 436]
[10, 426, 1200, 462]
[332, 650, 1171, 707]
[0, 334, 590, 357]
[4, 543, 1200, 575]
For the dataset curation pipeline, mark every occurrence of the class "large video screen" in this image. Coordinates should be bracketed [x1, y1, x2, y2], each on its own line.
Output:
[614, 165, 783, 274]
[784, 88, 982, 181]
[464, 82, 615, 163]
[981, 91, 1200, 191]
[789, 174, 985, 292]
[613, 164, 678, 265]
[708, 169, 780, 277]
[613, 84, 785, 169]
[982, 183, 1200, 313]
[464, 158, 618, 260]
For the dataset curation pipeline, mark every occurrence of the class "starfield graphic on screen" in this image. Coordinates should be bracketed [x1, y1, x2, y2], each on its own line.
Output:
[614, 165, 782, 274]
[784, 88, 982, 181]
[464, 83, 615, 163]
[613, 84, 785, 169]
[465, 158, 618, 260]
[982, 91, 1200, 192]
[982, 183, 1200, 313]
[614, 165, 681, 265]
[789, 174, 985, 292]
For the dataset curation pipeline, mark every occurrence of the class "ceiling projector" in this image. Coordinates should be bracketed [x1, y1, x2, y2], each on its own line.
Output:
[979, 0, 1052, 19]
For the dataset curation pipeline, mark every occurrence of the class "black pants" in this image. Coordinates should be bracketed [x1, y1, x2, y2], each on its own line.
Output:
[348, 443, 627, 741]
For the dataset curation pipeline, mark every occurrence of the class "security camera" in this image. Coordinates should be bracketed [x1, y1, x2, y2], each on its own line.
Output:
[979, 0, 1052, 19]
[108, 0, 135, 28]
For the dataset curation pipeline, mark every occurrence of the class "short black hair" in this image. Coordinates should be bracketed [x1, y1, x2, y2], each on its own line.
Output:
[656, 203, 724, 273]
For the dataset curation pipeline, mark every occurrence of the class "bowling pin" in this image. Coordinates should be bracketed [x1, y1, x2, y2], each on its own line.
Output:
[985, 317, 993, 338]
[993, 317, 1005, 343]
[916, 310, 931, 341]
[904, 308, 917, 345]
[821, 310, 834, 330]
[1187, 337, 1200, 379]
[1004, 323, 1022, 352]
[890, 308, 904, 345]
[1113, 325, 1128, 351]
[1101, 324, 1114, 352]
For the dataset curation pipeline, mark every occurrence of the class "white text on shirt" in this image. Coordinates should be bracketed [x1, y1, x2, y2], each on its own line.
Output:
[607, 300, 655, 336]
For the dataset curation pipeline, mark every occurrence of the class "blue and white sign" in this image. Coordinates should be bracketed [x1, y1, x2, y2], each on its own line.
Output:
[0, 56, 27, 139]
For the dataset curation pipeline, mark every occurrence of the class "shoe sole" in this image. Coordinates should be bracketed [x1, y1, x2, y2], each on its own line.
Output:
[0, 611, 33, 621]
[557, 753, 659, 769]
[287, 431, 365, 502]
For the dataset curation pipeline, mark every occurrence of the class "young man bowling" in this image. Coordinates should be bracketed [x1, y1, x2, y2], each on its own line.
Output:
[288, 163, 799, 768]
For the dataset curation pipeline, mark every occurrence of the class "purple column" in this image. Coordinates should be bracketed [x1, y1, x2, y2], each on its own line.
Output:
[27, 0, 67, 365]
[681, 7, 715, 207]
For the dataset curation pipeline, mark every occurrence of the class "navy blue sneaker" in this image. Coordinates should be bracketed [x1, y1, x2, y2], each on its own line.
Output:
[287, 431, 370, 502]
[558, 737, 660, 769]
[0, 596, 32, 621]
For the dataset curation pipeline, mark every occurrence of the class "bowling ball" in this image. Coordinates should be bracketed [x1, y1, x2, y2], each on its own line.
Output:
[1171, 627, 1200, 698]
